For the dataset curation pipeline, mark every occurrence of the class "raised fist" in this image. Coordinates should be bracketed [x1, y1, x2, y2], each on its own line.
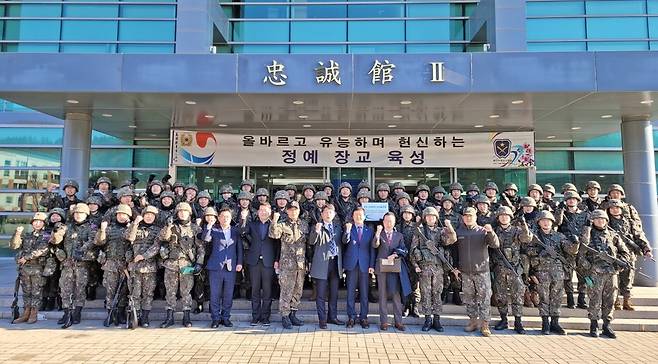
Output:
[16, 226, 24, 234]
[345, 222, 353, 232]
[100, 221, 108, 231]
[47, 183, 59, 193]
[240, 209, 249, 220]
[376, 225, 383, 234]
[315, 223, 323, 233]
[272, 212, 280, 222]
[484, 224, 493, 233]
[444, 220, 452, 228]
[134, 215, 143, 224]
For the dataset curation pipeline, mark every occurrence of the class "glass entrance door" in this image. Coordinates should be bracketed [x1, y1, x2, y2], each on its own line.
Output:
[373, 168, 451, 193]
[456, 169, 528, 193]
[249, 166, 325, 200]
[176, 166, 243, 198]
[329, 167, 369, 194]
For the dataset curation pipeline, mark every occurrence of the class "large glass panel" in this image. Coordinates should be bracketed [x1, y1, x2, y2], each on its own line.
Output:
[119, 21, 175, 42]
[177, 167, 244, 198]
[0, 128, 63, 144]
[233, 22, 290, 53]
[90, 149, 133, 168]
[133, 148, 169, 169]
[0, 192, 45, 212]
[291, 0, 346, 18]
[374, 168, 451, 193]
[328, 167, 368, 196]
[527, 1, 584, 16]
[348, 0, 403, 18]
[573, 151, 623, 171]
[348, 21, 404, 53]
[586, 18, 647, 39]
[527, 19, 586, 40]
[0, 170, 60, 190]
[0, 148, 60, 167]
[535, 151, 570, 170]
[456, 169, 528, 195]
[585, 1, 645, 15]
[290, 21, 347, 53]
[252, 167, 325, 200]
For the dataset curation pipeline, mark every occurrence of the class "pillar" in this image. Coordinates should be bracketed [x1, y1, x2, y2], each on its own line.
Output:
[61, 112, 92, 200]
[621, 117, 658, 286]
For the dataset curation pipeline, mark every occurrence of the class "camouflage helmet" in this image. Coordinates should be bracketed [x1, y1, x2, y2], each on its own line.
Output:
[519, 196, 537, 208]
[197, 190, 212, 200]
[184, 184, 199, 193]
[339, 182, 352, 193]
[314, 191, 329, 202]
[172, 181, 185, 190]
[148, 179, 164, 190]
[396, 192, 411, 203]
[503, 183, 519, 193]
[608, 184, 625, 196]
[116, 187, 133, 199]
[466, 183, 480, 193]
[441, 195, 455, 204]
[586, 180, 602, 191]
[176, 202, 193, 213]
[537, 210, 556, 223]
[302, 184, 316, 193]
[543, 183, 556, 195]
[563, 190, 582, 202]
[160, 191, 175, 201]
[237, 191, 253, 201]
[484, 181, 499, 192]
[95, 176, 112, 188]
[240, 179, 254, 188]
[255, 188, 269, 197]
[49, 208, 66, 222]
[73, 203, 90, 216]
[31, 212, 48, 223]
[322, 182, 334, 191]
[357, 180, 370, 191]
[86, 195, 103, 207]
[415, 184, 430, 194]
[142, 205, 159, 216]
[219, 185, 233, 194]
[432, 186, 447, 195]
[400, 205, 416, 216]
[475, 195, 490, 206]
[274, 190, 290, 201]
[63, 179, 79, 191]
[356, 190, 371, 200]
[284, 184, 297, 192]
[561, 183, 578, 194]
[116, 204, 133, 218]
[203, 206, 218, 217]
[376, 183, 390, 192]
[449, 182, 464, 192]
[590, 209, 609, 221]
[422, 206, 440, 219]
[606, 199, 624, 209]
[392, 182, 405, 190]
[120, 179, 133, 189]
[495, 206, 514, 218]
[527, 184, 543, 195]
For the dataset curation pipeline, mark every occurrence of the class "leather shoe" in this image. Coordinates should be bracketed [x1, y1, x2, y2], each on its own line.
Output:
[346, 319, 355, 328]
[360, 319, 370, 329]
[319, 320, 328, 329]
[328, 318, 345, 326]
[210, 320, 221, 328]
[223, 319, 233, 327]
[379, 323, 389, 331]
[394, 323, 406, 331]
[250, 318, 259, 326]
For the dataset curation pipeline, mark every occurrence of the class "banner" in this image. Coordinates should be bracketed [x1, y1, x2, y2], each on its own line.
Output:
[171, 131, 534, 168]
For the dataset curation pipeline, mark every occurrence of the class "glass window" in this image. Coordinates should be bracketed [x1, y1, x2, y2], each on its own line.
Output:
[588, 41, 648, 51]
[119, 21, 175, 42]
[89, 171, 131, 190]
[0, 170, 59, 190]
[348, 20, 404, 53]
[290, 21, 346, 54]
[573, 133, 622, 147]
[328, 167, 368, 196]
[92, 131, 131, 145]
[233, 21, 290, 53]
[120, 5, 175, 18]
[7, 4, 61, 17]
[177, 167, 244, 198]
[527, 19, 586, 40]
[0, 148, 60, 167]
[573, 151, 623, 171]
[349, 1, 403, 18]
[4, 20, 61, 40]
[536, 173, 573, 195]
[131, 170, 171, 190]
[90, 149, 133, 168]
[63, 4, 118, 18]
[242, 0, 289, 18]
[585, 1, 645, 15]
[586, 18, 647, 39]
[291, 0, 346, 18]
[407, 4, 451, 17]
[118, 44, 175, 53]
[456, 169, 528, 195]
[650, 0, 658, 13]
[61, 20, 117, 41]
[374, 168, 451, 192]
[528, 42, 587, 51]
[527, 1, 584, 16]
[535, 151, 571, 170]
[133, 148, 169, 169]
[0, 128, 63, 144]
[0, 192, 46, 212]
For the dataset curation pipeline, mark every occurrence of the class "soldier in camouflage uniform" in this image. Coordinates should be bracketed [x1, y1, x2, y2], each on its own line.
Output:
[527, 184, 549, 211]
[542, 184, 558, 212]
[475, 195, 495, 227]
[501, 183, 520, 212]
[91, 176, 117, 214]
[448, 182, 465, 213]
[39, 179, 82, 215]
[579, 209, 631, 338]
[529, 210, 579, 335]
[430, 186, 446, 207]
[335, 182, 357, 225]
[272, 190, 291, 222]
[252, 187, 269, 211]
[411, 207, 457, 332]
[95, 204, 132, 327]
[233, 191, 254, 300]
[605, 198, 653, 310]
[492, 206, 532, 334]
[10, 212, 50, 324]
[464, 183, 480, 208]
[413, 184, 433, 215]
[126, 205, 162, 328]
[483, 182, 501, 212]
[518, 196, 540, 308]
[240, 179, 255, 194]
[394, 192, 413, 220]
[41, 208, 66, 312]
[85, 195, 105, 302]
[580, 181, 603, 212]
[156, 191, 176, 227]
[439, 196, 462, 305]
[269, 201, 309, 329]
[375, 183, 396, 212]
[300, 184, 317, 215]
[392, 181, 405, 197]
[397, 205, 419, 317]
[51, 203, 97, 327]
[183, 184, 199, 204]
[555, 191, 591, 309]
[158, 202, 205, 328]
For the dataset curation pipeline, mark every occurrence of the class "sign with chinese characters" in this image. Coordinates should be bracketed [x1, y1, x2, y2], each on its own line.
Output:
[172, 131, 534, 168]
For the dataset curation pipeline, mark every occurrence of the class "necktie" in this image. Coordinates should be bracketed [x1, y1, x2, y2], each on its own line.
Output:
[328, 224, 338, 257]
[357, 226, 363, 241]
[386, 231, 392, 246]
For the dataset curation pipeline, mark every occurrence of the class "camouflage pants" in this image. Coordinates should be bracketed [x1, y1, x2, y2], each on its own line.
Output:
[59, 263, 89, 308]
[618, 253, 637, 298]
[20, 270, 44, 307]
[563, 270, 587, 295]
[462, 272, 492, 321]
[536, 269, 564, 317]
[103, 269, 128, 309]
[587, 272, 618, 322]
[279, 268, 305, 316]
[132, 272, 157, 311]
[494, 267, 524, 317]
[406, 258, 420, 305]
[164, 269, 194, 311]
[418, 264, 443, 315]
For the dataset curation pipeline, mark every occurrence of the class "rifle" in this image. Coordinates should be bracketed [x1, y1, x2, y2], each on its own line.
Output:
[617, 233, 656, 262]
[532, 232, 577, 274]
[494, 248, 525, 284]
[61, 293, 73, 329]
[105, 273, 126, 327]
[10, 268, 20, 322]
[415, 226, 457, 273]
[123, 269, 139, 329]
[580, 243, 653, 280]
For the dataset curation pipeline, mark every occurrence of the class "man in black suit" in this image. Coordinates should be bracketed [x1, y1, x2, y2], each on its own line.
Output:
[308, 204, 345, 329]
[240, 203, 280, 326]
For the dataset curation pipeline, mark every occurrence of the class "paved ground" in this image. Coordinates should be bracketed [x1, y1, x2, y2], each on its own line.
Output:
[1, 319, 658, 364]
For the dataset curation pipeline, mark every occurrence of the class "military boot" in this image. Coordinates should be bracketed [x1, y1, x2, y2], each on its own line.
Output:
[540, 316, 550, 335]
[433, 315, 444, 332]
[602, 319, 616, 339]
[140, 310, 150, 328]
[464, 318, 479, 332]
[44, 297, 55, 311]
[117, 307, 127, 325]
[614, 297, 622, 310]
[71, 306, 83, 325]
[577, 292, 588, 309]
[421, 315, 432, 332]
[452, 291, 463, 306]
[289, 311, 304, 326]
[480, 321, 491, 337]
[494, 314, 508, 330]
[13, 307, 31, 324]
[550, 316, 566, 335]
[27, 307, 38, 324]
[623, 296, 635, 311]
[589, 320, 599, 338]
[282, 315, 293, 329]
[57, 309, 68, 325]
[566, 292, 575, 309]
[513, 316, 526, 334]
[160, 309, 174, 328]
[182, 310, 192, 327]
[60, 309, 73, 329]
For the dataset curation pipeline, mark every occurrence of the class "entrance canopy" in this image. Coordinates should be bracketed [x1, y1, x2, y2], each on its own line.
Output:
[0, 52, 657, 141]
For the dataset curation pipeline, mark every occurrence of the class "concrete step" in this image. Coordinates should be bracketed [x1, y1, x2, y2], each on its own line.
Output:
[3, 308, 658, 332]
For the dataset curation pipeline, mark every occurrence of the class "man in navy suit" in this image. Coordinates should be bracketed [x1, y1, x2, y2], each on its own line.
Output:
[205, 207, 243, 328]
[308, 204, 345, 329]
[240, 203, 279, 326]
[342, 207, 375, 329]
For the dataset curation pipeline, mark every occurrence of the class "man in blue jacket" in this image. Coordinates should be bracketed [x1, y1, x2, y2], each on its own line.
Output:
[308, 204, 345, 329]
[240, 203, 280, 326]
[342, 207, 375, 329]
[204, 207, 243, 328]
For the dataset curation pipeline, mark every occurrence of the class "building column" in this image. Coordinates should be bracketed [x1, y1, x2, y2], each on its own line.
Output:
[61, 112, 92, 200]
[621, 117, 658, 286]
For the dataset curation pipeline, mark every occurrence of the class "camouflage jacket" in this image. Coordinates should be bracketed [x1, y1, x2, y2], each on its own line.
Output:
[269, 218, 309, 271]
[10, 229, 49, 274]
[39, 192, 81, 214]
[476, 211, 495, 227]
[52, 221, 97, 267]
[410, 224, 456, 269]
[334, 197, 357, 224]
[125, 222, 162, 273]
[492, 223, 532, 269]
[396, 221, 417, 252]
[608, 215, 651, 255]
[556, 208, 591, 246]
[579, 226, 631, 274]
[159, 221, 205, 271]
[530, 229, 578, 272]
[95, 221, 131, 271]
[439, 210, 461, 229]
